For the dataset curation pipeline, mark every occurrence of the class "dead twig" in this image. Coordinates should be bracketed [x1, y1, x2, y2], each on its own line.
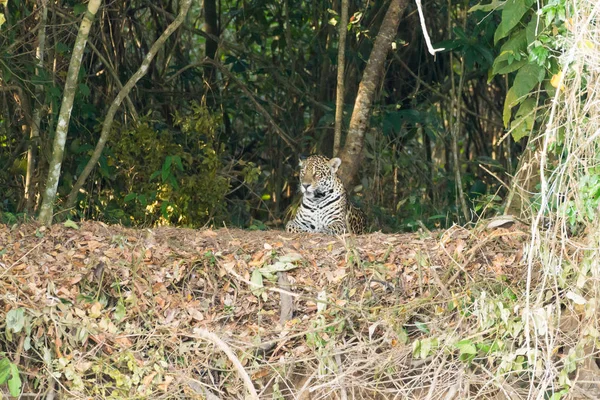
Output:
[182, 329, 259, 400]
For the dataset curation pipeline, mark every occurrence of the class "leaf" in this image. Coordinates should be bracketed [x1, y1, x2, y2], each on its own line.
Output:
[0, 358, 10, 384]
[494, 0, 536, 44]
[8, 363, 21, 397]
[469, 0, 506, 12]
[114, 300, 126, 321]
[73, 3, 87, 15]
[162, 156, 172, 182]
[6, 308, 25, 333]
[257, 262, 298, 280]
[63, 219, 80, 230]
[503, 63, 545, 126]
[415, 321, 430, 334]
[491, 30, 527, 76]
[150, 170, 160, 181]
[250, 269, 264, 297]
[550, 70, 565, 90]
[0, 13, 5, 28]
[123, 193, 137, 202]
[277, 253, 303, 263]
[78, 83, 91, 97]
[510, 98, 536, 141]
[89, 302, 103, 318]
[173, 155, 184, 171]
[455, 339, 477, 355]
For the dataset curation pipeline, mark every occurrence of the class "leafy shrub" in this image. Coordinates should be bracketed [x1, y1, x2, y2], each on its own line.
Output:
[106, 103, 229, 227]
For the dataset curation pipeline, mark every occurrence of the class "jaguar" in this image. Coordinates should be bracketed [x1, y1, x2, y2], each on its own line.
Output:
[286, 155, 366, 235]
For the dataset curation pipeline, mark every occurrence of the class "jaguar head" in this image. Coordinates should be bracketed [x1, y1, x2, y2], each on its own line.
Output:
[298, 156, 342, 199]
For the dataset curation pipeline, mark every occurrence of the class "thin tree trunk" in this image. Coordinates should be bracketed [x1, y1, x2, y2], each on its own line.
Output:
[451, 59, 470, 222]
[203, 0, 218, 87]
[333, 0, 349, 157]
[38, 0, 102, 226]
[65, 0, 193, 210]
[337, 0, 408, 187]
[449, 1, 470, 222]
[25, 0, 48, 214]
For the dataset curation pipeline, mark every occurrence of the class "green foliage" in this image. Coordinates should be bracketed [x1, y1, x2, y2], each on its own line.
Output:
[0, 356, 21, 397]
[105, 103, 229, 227]
[486, 0, 570, 139]
[1, 307, 25, 397]
[563, 169, 600, 231]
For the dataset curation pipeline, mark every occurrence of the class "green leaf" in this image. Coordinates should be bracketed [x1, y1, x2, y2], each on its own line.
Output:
[491, 30, 527, 76]
[6, 308, 25, 333]
[149, 170, 160, 181]
[160, 201, 169, 219]
[138, 194, 148, 206]
[63, 219, 80, 230]
[0, 358, 10, 384]
[510, 97, 536, 141]
[173, 155, 184, 171]
[123, 193, 137, 202]
[494, 58, 528, 76]
[73, 3, 87, 15]
[494, 0, 535, 44]
[56, 42, 70, 55]
[503, 63, 545, 126]
[8, 363, 21, 397]
[468, 0, 506, 13]
[162, 156, 172, 182]
[455, 339, 477, 355]
[78, 83, 91, 97]
[250, 269, 264, 297]
[114, 300, 126, 321]
[415, 321, 430, 334]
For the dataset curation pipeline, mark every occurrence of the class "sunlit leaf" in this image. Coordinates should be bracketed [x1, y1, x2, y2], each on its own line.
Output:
[64, 219, 80, 230]
[8, 364, 21, 397]
[494, 0, 536, 44]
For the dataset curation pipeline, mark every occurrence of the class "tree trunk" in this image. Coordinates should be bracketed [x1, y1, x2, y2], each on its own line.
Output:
[38, 0, 102, 226]
[337, 0, 408, 187]
[333, 0, 349, 157]
[203, 0, 219, 88]
[65, 0, 193, 211]
[25, 0, 48, 215]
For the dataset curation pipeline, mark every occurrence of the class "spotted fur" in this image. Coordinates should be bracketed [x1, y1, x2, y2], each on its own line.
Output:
[286, 155, 366, 235]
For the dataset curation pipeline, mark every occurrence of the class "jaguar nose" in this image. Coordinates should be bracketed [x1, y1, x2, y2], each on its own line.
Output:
[302, 183, 311, 191]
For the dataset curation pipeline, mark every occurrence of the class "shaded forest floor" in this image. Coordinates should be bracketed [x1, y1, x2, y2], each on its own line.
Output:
[0, 221, 532, 399]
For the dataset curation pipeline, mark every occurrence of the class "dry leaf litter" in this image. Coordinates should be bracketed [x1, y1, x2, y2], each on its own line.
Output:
[0, 221, 529, 399]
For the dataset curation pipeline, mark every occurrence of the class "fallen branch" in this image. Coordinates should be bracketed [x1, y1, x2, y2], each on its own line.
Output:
[182, 329, 259, 400]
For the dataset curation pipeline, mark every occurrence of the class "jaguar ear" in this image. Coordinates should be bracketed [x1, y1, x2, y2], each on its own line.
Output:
[329, 157, 342, 173]
[298, 154, 307, 167]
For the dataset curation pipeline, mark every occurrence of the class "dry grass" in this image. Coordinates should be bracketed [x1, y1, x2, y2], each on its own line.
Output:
[518, 0, 600, 398]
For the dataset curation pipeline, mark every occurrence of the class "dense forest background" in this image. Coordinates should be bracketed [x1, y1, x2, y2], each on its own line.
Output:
[0, 0, 562, 231]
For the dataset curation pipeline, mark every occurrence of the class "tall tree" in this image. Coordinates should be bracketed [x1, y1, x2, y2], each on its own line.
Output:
[38, 0, 102, 226]
[65, 0, 193, 211]
[337, 0, 409, 187]
[203, 0, 219, 89]
[333, 0, 349, 157]
[24, 0, 48, 214]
